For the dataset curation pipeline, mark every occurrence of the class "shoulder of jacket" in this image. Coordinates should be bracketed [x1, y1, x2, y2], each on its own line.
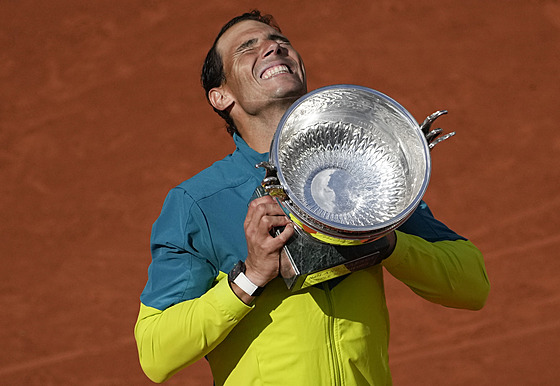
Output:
[175, 154, 256, 202]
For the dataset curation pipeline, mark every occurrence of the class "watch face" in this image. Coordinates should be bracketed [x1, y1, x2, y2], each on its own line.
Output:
[228, 260, 264, 296]
[228, 261, 245, 282]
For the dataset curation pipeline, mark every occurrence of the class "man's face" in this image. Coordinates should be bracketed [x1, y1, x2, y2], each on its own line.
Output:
[215, 20, 307, 116]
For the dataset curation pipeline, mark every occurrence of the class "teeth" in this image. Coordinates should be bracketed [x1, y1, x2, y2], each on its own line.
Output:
[262, 65, 290, 79]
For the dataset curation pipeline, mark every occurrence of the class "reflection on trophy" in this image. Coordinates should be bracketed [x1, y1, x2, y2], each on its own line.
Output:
[255, 85, 454, 291]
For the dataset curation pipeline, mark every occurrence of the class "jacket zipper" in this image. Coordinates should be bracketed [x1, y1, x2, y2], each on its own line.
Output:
[323, 282, 342, 386]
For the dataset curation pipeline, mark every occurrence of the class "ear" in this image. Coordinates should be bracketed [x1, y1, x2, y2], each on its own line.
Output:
[208, 86, 234, 112]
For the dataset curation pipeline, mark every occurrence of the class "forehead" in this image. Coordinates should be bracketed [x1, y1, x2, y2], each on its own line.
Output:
[216, 20, 282, 56]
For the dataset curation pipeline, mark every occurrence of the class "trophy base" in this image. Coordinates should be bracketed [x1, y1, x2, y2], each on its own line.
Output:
[280, 226, 391, 291]
[250, 185, 392, 291]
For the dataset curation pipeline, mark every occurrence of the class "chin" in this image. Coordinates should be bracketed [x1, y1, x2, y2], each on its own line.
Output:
[274, 85, 307, 100]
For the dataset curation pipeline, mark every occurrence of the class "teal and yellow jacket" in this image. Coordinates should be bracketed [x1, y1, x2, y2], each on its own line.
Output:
[135, 134, 490, 385]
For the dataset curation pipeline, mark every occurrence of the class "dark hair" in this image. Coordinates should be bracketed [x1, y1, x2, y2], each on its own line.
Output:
[201, 10, 280, 136]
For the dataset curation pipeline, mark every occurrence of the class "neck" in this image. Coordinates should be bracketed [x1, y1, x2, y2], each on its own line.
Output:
[236, 102, 292, 153]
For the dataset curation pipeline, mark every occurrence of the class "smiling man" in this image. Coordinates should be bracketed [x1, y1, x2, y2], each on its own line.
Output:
[207, 18, 307, 153]
[134, 10, 489, 385]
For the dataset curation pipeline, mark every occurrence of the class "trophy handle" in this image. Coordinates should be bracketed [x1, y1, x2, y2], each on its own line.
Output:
[419, 110, 456, 150]
[255, 162, 288, 200]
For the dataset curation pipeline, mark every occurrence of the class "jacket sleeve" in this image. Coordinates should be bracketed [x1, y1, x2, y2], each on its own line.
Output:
[134, 274, 252, 383]
[134, 188, 252, 383]
[382, 202, 490, 310]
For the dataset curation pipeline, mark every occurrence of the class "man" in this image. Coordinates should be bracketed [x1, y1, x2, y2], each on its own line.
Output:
[135, 10, 490, 385]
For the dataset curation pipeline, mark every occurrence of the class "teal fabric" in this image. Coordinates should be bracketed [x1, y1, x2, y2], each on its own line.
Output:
[141, 134, 465, 311]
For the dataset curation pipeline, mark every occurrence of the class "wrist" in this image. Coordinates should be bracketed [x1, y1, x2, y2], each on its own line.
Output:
[243, 259, 275, 288]
[228, 261, 265, 297]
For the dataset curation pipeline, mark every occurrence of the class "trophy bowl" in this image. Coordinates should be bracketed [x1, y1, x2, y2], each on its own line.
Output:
[269, 84, 431, 242]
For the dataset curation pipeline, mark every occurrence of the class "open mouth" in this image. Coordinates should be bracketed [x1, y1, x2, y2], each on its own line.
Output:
[261, 64, 293, 80]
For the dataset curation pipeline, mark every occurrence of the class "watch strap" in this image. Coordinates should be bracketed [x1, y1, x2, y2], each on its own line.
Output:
[229, 260, 265, 296]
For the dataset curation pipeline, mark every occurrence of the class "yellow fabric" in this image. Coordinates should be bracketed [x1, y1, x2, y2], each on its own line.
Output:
[382, 234, 490, 310]
[135, 274, 252, 383]
[135, 232, 489, 385]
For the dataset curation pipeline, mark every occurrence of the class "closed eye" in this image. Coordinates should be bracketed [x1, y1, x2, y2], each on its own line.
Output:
[235, 38, 258, 54]
[269, 34, 291, 46]
[235, 34, 291, 55]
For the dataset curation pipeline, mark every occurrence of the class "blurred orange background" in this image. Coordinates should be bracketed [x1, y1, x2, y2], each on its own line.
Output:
[1, 1, 559, 384]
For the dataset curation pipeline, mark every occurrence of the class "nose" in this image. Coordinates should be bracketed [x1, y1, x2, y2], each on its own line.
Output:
[263, 41, 287, 58]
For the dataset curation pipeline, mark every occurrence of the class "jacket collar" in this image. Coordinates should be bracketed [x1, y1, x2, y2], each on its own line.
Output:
[233, 133, 269, 173]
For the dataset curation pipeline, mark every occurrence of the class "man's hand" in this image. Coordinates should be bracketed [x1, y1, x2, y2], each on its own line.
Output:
[244, 195, 294, 286]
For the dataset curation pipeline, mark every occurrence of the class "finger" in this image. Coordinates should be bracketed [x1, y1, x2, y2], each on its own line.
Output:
[245, 199, 286, 228]
[262, 225, 294, 254]
[249, 195, 275, 206]
[274, 221, 295, 243]
[246, 196, 277, 223]
[250, 195, 285, 212]
[244, 198, 267, 228]
[264, 216, 287, 233]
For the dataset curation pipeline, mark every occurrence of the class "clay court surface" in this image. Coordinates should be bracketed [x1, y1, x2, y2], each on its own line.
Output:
[2, 1, 559, 384]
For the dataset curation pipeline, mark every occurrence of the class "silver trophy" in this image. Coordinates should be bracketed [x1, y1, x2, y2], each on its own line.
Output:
[256, 85, 453, 290]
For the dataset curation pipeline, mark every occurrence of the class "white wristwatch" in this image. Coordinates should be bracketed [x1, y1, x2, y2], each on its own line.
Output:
[228, 260, 264, 296]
